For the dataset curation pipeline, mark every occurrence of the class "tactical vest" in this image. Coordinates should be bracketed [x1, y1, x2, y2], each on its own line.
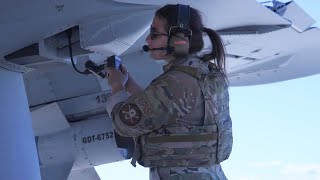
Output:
[135, 61, 233, 168]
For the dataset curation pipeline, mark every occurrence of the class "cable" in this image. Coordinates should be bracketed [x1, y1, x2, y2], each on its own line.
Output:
[66, 28, 89, 75]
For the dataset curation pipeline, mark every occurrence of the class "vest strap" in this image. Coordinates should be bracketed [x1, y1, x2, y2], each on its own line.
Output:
[170, 66, 202, 80]
[145, 133, 218, 144]
[143, 146, 216, 156]
[169, 173, 212, 180]
[145, 157, 214, 167]
[131, 136, 141, 167]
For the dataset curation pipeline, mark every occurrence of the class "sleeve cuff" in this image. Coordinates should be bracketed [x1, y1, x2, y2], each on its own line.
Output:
[106, 90, 128, 116]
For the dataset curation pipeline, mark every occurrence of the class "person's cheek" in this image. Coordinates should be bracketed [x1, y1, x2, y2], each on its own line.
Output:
[151, 51, 158, 59]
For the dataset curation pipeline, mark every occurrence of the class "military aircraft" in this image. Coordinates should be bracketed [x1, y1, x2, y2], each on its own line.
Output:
[1, 0, 319, 179]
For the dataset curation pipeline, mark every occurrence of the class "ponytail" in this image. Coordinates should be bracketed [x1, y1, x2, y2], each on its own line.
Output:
[201, 27, 228, 83]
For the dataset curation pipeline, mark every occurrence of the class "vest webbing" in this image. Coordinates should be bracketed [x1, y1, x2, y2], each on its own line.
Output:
[170, 65, 216, 127]
[145, 133, 218, 144]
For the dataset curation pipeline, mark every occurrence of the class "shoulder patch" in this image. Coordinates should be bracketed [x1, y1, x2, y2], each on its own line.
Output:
[119, 104, 141, 126]
[135, 95, 153, 116]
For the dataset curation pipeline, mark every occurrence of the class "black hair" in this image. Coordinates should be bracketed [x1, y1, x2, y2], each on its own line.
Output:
[155, 4, 227, 80]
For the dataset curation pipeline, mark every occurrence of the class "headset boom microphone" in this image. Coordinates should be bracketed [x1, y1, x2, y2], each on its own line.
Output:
[142, 45, 174, 53]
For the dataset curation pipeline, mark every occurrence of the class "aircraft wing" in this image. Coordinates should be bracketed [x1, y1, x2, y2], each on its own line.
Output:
[1, 0, 319, 180]
[1, 0, 319, 88]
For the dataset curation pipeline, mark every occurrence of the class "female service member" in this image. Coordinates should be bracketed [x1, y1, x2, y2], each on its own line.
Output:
[105, 4, 233, 180]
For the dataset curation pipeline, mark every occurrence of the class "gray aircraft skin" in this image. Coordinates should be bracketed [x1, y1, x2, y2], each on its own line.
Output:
[0, 0, 319, 180]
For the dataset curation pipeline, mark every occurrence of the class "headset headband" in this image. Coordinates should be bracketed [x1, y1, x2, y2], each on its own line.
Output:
[177, 4, 190, 29]
[166, 4, 192, 57]
[168, 4, 192, 38]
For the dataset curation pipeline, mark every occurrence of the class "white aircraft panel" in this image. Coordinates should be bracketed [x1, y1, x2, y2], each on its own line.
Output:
[25, 61, 102, 106]
[226, 26, 320, 85]
[226, 56, 253, 72]
[31, 102, 70, 136]
[71, 116, 128, 170]
[113, 0, 290, 30]
[282, 1, 316, 32]
[225, 42, 261, 58]
[80, 10, 154, 56]
[229, 54, 294, 76]
[0, 0, 155, 56]
[0, 68, 41, 180]
[38, 129, 74, 180]
[40, 163, 74, 180]
[0, 58, 33, 73]
[228, 42, 320, 86]
[24, 70, 58, 105]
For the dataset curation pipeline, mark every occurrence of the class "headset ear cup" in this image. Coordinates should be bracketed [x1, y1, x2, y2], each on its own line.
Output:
[169, 32, 190, 57]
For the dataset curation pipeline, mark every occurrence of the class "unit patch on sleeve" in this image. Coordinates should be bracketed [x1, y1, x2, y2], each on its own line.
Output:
[119, 104, 142, 126]
[135, 95, 153, 116]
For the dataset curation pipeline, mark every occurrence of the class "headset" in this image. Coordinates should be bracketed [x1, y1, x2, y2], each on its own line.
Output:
[143, 4, 192, 58]
[168, 4, 192, 57]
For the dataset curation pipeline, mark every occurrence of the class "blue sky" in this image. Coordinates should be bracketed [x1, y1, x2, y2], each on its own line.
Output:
[96, 1, 320, 179]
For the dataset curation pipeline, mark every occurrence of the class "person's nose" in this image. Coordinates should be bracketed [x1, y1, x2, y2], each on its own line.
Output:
[145, 34, 151, 44]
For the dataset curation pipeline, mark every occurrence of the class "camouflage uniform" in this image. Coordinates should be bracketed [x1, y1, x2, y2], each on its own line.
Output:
[106, 56, 232, 180]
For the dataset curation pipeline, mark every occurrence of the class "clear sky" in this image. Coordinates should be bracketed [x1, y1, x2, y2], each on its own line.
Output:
[95, 1, 320, 179]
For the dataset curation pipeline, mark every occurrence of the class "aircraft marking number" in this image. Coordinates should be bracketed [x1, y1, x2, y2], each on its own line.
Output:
[96, 93, 111, 104]
[82, 131, 114, 144]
